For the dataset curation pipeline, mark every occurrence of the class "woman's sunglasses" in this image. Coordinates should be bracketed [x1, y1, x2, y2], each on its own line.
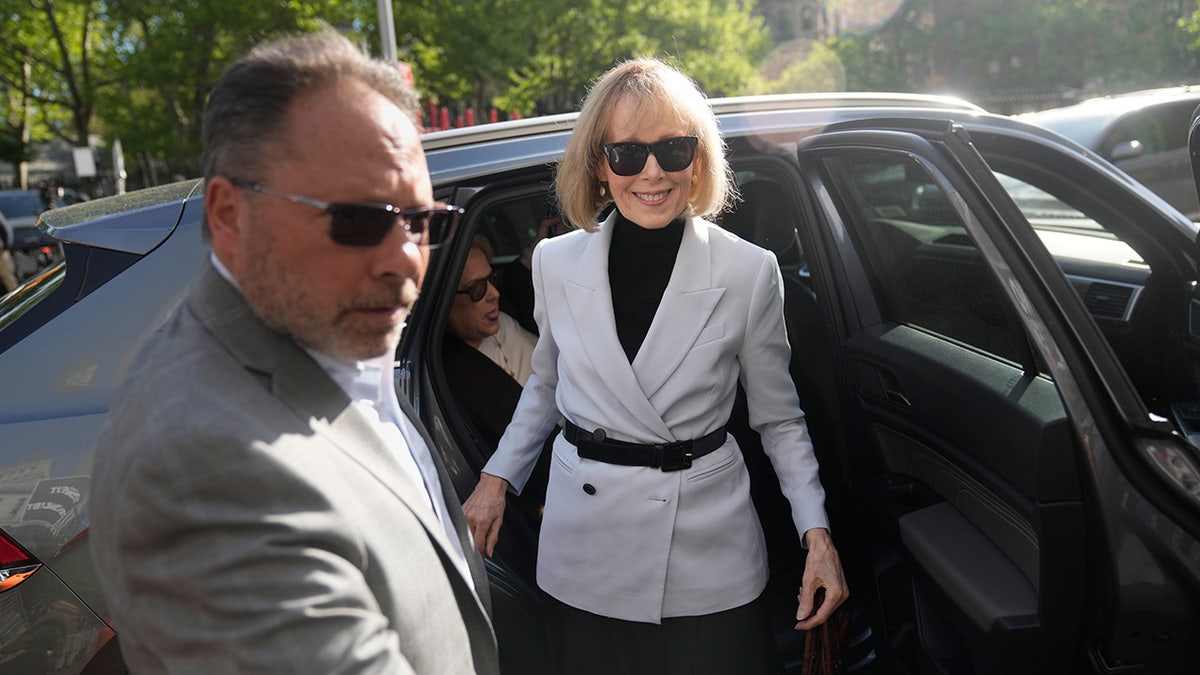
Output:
[456, 271, 501, 302]
[229, 177, 462, 248]
[599, 136, 699, 177]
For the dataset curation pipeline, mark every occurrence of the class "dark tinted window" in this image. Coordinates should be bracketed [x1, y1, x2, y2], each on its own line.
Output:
[1101, 100, 1198, 156]
[823, 150, 1025, 362]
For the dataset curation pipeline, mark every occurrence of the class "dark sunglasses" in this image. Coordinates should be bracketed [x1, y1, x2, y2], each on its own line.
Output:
[456, 271, 500, 302]
[229, 177, 461, 248]
[599, 136, 699, 176]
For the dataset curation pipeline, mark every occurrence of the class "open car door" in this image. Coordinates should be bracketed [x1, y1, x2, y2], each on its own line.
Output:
[796, 118, 1200, 674]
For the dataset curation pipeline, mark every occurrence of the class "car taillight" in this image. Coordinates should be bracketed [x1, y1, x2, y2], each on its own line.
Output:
[0, 529, 41, 592]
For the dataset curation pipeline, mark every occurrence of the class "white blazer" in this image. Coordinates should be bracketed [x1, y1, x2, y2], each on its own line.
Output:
[484, 212, 828, 623]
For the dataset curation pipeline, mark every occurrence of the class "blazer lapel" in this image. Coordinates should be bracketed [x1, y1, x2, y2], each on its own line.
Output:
[632, 218, 725, 400]
[563, 217, 674, 440]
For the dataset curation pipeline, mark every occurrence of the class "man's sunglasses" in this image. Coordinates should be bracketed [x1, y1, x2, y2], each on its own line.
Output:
[456, 271, 500, 302]
[599, 136, 699, 177]
[229, 177, 462, 248]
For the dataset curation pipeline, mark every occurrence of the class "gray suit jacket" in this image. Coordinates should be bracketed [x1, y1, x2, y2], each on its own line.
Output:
[485, 214, 828, 623]
[91, 264, 499, 674]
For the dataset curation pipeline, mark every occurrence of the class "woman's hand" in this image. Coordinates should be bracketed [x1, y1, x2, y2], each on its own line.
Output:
[794, 527, 849, 631]
[463, 472, 510, 557]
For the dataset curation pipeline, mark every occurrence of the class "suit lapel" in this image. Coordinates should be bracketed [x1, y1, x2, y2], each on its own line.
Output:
[188, 265, 462, 578]
[564, 217, 674, 439]
[395, 395, 493, 612]
[632, 218, 725, 399]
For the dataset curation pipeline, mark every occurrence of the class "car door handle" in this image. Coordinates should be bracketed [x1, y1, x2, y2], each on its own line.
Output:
[878, 368, 912, 408]
[883, 386, 911, 408]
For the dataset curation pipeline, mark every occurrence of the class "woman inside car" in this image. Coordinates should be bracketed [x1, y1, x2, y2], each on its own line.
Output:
[463, 57, 847, 674]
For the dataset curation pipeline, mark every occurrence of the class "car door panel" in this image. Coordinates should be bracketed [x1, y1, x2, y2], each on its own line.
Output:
[849, 323, 1079, 618]
[797, 124, 1086, 673]
[901, 501, 1037, 632]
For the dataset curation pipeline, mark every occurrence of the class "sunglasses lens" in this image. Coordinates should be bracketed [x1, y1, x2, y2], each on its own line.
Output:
[409, 207, 460, 249]
[656, 137, 697, 172]
[328, 205, 393, 247]
[603, 137, 697, 176]
[327, 205, 461, 248]
[471, 279, 488, 301]
[606, 144, 649, 176]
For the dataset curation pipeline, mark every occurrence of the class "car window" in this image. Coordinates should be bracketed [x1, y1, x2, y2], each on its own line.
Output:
[1099, 102, 1198, 157]
[1158, 101, 1195, 152]
[992, 167, 1186, 420]
[819, 149, 1027, 364]
[1103, 111, 1168, 156]
[0, 191, 45, 220]
[995, 173, 1143, 266]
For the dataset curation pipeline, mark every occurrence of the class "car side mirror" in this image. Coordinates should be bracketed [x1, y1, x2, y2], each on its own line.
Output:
[1109, 139, 1143, 161]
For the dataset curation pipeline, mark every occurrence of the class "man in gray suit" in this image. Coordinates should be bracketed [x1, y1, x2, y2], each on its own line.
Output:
[90, 31, 499, 674]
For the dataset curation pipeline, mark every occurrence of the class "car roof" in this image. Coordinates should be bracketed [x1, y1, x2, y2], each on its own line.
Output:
[422, 91, 992, 184]
[421, 92, 985, 150]
[41, 91, 1117, 253]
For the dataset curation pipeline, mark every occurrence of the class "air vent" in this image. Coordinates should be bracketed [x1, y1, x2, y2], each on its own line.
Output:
[1084, 282, 1134, 320]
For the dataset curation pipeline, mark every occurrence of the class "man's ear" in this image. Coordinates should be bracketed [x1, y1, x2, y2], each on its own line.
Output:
[205, 176, 242, 262]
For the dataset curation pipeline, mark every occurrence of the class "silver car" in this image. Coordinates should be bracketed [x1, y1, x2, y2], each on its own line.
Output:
[2, 92, 1199, 674]
[1018, 86, 1200, 219]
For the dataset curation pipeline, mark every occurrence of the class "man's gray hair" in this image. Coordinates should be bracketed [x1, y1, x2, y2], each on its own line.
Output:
[202, 30, 419, 185]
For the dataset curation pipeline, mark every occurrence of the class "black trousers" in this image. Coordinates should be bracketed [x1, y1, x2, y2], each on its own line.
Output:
[545, 592, 784, 675]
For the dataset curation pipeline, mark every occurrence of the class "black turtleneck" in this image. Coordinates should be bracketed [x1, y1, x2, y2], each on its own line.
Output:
[608, 212, 686, 362]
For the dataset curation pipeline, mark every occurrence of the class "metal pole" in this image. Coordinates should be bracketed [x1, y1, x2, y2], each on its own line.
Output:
[377, 0, 397, 63]
[112, 138, 126, 195]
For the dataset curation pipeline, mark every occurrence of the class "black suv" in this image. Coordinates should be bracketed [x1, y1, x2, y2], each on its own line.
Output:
[1, 92, 1198, 674]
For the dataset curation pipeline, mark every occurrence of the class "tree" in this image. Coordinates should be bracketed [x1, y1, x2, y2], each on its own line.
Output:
[0, 0, 115, 185]
[99, 1, 373, 182]
[395, 0, 772, 119]
[829, 0, 1200, 111]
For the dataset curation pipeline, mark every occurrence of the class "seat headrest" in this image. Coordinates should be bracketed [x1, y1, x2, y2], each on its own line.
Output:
[722, 180, 800, 266]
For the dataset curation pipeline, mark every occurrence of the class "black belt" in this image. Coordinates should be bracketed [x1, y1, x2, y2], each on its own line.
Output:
[563, 421, 727, 472]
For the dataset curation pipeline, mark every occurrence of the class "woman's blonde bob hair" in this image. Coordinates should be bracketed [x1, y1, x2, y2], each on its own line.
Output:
[555, 58, 734, 232]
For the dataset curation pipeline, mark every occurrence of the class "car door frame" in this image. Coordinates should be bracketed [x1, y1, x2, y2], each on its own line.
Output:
[795, 118, 1200, 674]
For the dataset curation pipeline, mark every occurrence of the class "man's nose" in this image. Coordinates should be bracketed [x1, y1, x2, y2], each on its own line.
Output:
[370, 224, 426, 283]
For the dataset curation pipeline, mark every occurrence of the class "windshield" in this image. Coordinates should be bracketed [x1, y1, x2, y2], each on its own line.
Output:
[994, 174, 1106, 232]
[993, 172, 1144, 267]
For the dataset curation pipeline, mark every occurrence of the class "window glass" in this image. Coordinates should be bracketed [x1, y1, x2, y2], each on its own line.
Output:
[1159, 102, 1195, 152]
[1104, 113, 1167, 155]
[823, 150, 1025, 362]
[990, 166, 1185, 419]
[993, 173, 1143, 268]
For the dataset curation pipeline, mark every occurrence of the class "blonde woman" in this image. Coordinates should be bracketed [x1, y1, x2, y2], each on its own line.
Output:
[465, 58, 846, 673]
